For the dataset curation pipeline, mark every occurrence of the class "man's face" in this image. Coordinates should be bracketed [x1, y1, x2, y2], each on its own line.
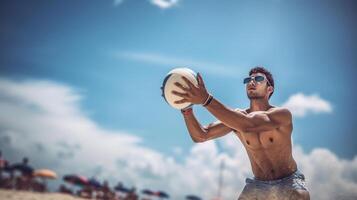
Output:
[245, 72, 272, 100]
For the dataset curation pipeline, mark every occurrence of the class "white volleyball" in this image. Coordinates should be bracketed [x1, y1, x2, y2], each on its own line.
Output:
[161, 68, 198, 110]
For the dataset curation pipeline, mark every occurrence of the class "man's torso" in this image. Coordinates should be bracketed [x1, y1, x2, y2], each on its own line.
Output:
[234, 107, 297, 180]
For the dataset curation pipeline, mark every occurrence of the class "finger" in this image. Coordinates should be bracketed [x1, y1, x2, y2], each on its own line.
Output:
[181, 76, 196, 89]
[197, 73, 206, 88]
[174, 82, 190, 91]
[171, 90, 189, 98]
[174, 98, 189, 104]
[197, 72, 201, 84]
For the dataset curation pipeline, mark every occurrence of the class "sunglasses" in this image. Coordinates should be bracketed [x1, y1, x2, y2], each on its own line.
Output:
[243, 75, 271, 86]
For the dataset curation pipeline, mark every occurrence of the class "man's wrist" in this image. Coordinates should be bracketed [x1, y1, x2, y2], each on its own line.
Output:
[202, 93, 213, 107]
[181, 106, 193, 116]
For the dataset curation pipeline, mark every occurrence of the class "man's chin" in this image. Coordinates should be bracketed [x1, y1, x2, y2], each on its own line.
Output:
[247, 95, 264, 100]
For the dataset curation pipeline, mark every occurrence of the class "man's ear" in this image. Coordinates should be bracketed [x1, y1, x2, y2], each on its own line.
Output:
[268, 86, 274, 94]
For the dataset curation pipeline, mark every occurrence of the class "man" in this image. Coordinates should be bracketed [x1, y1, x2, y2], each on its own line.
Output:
[172, 67, 310, 200]
[15, 157, 34, 190]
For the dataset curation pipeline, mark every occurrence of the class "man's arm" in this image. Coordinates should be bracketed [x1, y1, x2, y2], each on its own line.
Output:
[172, 74, 292, 133]
[205, 98, 292, 132]
[181, 109, 233, 143]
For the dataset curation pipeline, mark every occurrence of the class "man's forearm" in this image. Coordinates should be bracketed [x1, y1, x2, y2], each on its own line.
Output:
[204, 97, 254, 132]
[181, 110, 207, 142]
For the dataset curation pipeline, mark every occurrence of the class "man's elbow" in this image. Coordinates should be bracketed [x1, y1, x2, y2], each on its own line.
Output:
[192, 138, 204, 143]
[190, 132, 206, 143]
[192, 136, 206, 143]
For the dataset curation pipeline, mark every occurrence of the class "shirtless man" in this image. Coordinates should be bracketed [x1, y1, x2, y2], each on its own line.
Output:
[172, 67, 310, 200]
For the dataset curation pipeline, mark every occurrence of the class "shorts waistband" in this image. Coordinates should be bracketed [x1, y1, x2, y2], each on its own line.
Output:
[246, 170, 305, 185]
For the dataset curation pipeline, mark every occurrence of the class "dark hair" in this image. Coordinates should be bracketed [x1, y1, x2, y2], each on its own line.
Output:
[249, 66, 274, 99]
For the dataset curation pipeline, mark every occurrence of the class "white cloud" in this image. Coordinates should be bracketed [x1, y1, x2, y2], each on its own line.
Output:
[293, 146, 357, 200]
[116, 51, 240, 77]
[0, 78, 355, 200]
[172, 146, 183, 155]
[113, 0, 180, 9]
[282, 93, 333, 117]
[150, 0, 179, 9]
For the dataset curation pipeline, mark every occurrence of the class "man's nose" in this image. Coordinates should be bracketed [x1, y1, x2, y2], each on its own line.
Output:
[248, 80, 256, 86]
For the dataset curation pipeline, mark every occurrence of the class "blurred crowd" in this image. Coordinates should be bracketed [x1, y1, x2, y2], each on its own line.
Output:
[0, 151, 203, 200]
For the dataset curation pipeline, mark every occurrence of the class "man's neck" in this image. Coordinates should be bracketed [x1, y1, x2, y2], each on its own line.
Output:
[249, 98, 271, 112]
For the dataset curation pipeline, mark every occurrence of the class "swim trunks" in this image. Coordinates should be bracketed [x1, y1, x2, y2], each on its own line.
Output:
[238, 170, 308, 200]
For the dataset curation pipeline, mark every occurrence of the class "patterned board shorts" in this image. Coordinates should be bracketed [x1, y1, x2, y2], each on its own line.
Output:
[238, 170, 308, 200]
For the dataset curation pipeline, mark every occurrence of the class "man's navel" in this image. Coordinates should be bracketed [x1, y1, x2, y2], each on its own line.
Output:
[269, 137, 274, 143]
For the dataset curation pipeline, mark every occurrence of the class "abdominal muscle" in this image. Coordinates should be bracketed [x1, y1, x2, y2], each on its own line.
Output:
[234, 130, 297, 180]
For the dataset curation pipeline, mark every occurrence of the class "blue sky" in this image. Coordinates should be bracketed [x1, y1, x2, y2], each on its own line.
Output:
[1, 0, 356, 158]
[1, 0, 357, 199]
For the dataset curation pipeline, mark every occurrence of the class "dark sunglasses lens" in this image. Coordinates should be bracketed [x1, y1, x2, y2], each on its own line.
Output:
[255, 76, 264, 82]
[243, 77, 251, 84]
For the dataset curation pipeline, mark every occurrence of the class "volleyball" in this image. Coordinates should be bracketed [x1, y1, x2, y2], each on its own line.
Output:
[161, 68, 198, 110]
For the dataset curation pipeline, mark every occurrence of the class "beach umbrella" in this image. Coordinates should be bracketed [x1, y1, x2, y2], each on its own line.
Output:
[63, 174, 89, 186]
[142, 189, 154, 199]
[152, 191, 170, 199]
[142, 189, 154, 195]
[114, 184, 130, 193]
[186, 195, 202, 200]
[0, 159, 8, 168]
[32, 169, 56, 192]
[88, 178, 102, 189]
[1, 162, 12, 174]
[158, 191, 170, 198]
[33, 169, 57, 179]
[0, 159, 11, 174]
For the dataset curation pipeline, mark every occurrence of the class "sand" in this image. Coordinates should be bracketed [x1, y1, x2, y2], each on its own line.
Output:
[0, 189, 86, 200]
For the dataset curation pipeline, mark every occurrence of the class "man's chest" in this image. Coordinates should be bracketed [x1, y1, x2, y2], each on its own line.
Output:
[235, 129, 283, 150]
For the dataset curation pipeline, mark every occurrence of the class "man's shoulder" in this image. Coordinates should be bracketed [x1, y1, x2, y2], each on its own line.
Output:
[268, 106, 292, 115]
[234, 106, 292, 116]
[267, 106, 293, 128]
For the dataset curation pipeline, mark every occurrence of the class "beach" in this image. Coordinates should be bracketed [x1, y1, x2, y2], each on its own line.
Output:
[0, 189, 86, 200]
